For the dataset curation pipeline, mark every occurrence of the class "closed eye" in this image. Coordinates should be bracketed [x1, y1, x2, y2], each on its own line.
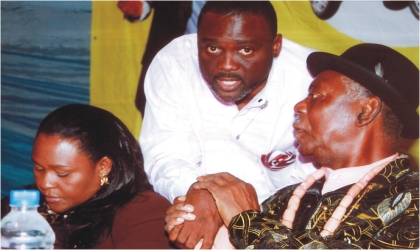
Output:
[57, 173, 69, 178]
[34, 166, 44, 172]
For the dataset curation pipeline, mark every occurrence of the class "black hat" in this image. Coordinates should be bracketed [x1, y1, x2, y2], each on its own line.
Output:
[307, 43, 419, 139]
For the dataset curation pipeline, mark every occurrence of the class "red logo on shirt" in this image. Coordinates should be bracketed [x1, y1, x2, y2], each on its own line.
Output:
[261, 151, 296, 171]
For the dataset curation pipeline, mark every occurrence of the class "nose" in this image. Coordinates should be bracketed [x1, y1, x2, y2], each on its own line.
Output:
[37, 172, 57, 191]
[217, 51, 239, 72]
[294, 98, 307, 114]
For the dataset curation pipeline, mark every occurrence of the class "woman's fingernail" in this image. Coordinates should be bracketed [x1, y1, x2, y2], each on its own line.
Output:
[186, 213, 196, 220]
[176, 217, 184, 222]
[184, 205, 194, 212]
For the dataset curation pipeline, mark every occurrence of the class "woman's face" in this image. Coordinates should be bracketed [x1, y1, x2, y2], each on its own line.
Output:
[32, 134, 102, 213]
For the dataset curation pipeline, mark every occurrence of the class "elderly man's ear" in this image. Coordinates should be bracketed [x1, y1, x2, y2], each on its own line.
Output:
[355, 97, 382, 127]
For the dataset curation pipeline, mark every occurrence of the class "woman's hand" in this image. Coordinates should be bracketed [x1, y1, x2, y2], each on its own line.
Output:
[167, 188, 223, 249]
[164, 196, 196, 233]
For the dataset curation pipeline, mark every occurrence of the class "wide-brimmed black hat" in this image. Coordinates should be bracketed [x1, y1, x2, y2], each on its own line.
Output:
[307, 43, 419, 139]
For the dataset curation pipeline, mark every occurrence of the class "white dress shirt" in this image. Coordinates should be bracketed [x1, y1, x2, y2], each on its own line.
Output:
[140, 34, 317, 203]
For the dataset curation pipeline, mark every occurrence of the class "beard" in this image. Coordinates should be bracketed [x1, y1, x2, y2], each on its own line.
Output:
[209, 84, 252, 103]
[208, 72, 251, 103]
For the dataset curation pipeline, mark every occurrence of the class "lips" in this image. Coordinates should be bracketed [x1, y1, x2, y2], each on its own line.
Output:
[292, 122, 306, 138]
[216, 78, 241, 91]
[293, 121, 303, 131]
[45, 196, 61, 204]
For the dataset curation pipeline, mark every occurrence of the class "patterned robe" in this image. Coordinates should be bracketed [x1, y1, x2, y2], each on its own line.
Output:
[228, 156, 419, 249]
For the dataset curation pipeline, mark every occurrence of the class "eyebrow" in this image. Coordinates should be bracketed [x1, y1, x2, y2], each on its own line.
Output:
[32, 158, 70, 169]
[200, 37, 259, 45]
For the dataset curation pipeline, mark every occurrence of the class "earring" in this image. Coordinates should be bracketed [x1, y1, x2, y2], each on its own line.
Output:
[100, 174, 110, 186]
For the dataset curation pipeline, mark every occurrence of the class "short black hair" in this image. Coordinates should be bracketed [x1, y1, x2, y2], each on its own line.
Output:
[198, 1, 278, 38]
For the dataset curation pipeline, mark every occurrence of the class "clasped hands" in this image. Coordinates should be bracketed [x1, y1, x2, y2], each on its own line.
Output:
[165, 172, 260, 249]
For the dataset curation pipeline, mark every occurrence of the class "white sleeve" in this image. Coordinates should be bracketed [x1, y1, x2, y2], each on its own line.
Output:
[140, 52, 203, 203]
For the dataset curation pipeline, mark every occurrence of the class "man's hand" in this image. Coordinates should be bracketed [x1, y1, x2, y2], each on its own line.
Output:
[117, 0, 143, 22]
[169, 186, 223, 249]
[193, 172, 260, 226]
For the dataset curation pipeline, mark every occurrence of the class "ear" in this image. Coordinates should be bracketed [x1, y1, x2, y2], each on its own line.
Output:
[97, 156, 112, 176]
[355, 97, 382, 127]
[272, 34, 282, 58]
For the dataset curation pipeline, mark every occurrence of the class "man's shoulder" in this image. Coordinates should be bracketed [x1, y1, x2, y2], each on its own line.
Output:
[158, 33, 198, 58]
[375, 156, 419, 192]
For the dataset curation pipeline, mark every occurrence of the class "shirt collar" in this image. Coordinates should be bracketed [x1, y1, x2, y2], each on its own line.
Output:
[242, 62, 278, 110]
[322, 153, 398, 194]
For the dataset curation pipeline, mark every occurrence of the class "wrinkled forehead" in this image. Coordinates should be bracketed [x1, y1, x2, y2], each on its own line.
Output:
[310, 70, 368, 98]
[309, 70, 346, 88]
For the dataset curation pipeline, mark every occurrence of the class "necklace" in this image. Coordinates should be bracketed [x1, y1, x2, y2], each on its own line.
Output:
[39, 203, 72, 224]
[281, 155, 398, 237]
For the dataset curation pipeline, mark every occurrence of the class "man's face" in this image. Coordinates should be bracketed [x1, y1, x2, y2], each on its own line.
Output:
[293, 70, 362, 167]
[197, 12, 281, 104]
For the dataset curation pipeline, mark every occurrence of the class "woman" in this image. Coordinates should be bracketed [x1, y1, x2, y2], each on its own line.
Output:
[7, 104, 173, 249]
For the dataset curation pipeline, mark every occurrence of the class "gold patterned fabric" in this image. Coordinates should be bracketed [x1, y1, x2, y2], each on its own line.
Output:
[228, 156, 419, 249]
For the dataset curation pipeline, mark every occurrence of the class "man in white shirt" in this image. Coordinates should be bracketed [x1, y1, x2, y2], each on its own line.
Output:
[168, 43, 419, 249]
[140, 1, 316, 248]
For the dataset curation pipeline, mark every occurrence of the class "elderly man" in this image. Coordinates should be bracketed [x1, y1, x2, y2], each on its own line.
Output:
[167, 43, 419, 248]
[141, 1, 317, 248]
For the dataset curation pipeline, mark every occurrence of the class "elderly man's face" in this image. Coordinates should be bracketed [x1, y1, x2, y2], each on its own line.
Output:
[293, 70, 362, 168]
[197, 12, 281, 104]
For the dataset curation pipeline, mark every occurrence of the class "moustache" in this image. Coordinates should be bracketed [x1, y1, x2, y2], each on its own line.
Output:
[213, 72, 244, 82]
[293, 116, 301, 126]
